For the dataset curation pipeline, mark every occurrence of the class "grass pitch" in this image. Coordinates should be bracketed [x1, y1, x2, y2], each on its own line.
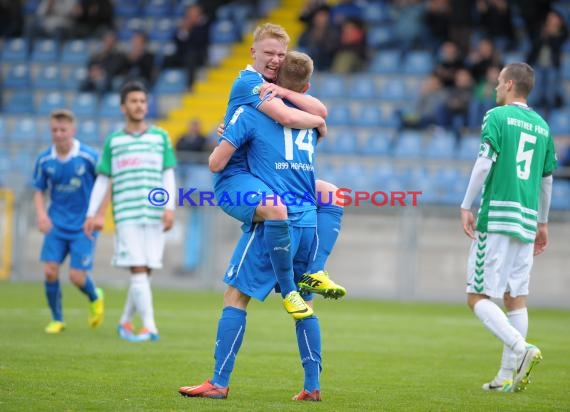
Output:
[1, 282, 569, 411]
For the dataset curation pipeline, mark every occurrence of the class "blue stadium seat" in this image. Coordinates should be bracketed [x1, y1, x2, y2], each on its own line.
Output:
[10, 117, 38, 143]
[33, 65, 62, 90]
[98, 93, 123, 119]
[64, 67, 88, 91]
[551, 180, 570, 210]
[360, 132, 391, 156]
[1, 38, 28, 63]
[424, 132, 456, 159]
[144, 0, 173, 18]
[0, 117, 7, 143]
[403, 51, 434, 75]
[154, 69, 186, 94]
[311, 74, 347, 99]
[352, 106, 382, 127]
[118, 18, 147, 41]
[348, 75, 377, 99]
[392, 131, 423, 158]
[362, 2, 392, 24]
[379, 79, 407, 102]
[209, 20, 240, 44]
[368, 50, 400, 74]
[24, 0, 41, 15]
[37, 92, 67, 116]
[71, 93, 98, 118]
[326, 104, 351, 127]
[457, 134, 480, 161]
[30, 39, 59, 63]
[76, 119, 101, 146]
[329, 129, 358, 154]
[115, 0, 142, 18]
[4, 64, 31, 89]
[149, 18, 176, 42]
[61, 39, 90, 65]
[3, 91, 35, 114]
[368, 25, 397, 49]
[549, 109, 570, 135]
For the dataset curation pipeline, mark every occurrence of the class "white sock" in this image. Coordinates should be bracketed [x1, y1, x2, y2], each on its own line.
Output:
[473, 300, 527, 359]
[119, 280, 137, 325]
[497, 308, 528, 381]
[130, 273, 158, 333]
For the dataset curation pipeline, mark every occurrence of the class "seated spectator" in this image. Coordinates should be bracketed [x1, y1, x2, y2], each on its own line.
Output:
[299, 0, 329, 25]
[71, 0, 114, 39]
[25, 0, 76, 51]
[436, 68, 474, 142]
[399, 74, 448, 129]
[330, 17, 368, 74]
[475, 0, 515, 52]
[122, 31, 155, 89]
[466, 37, 502, 83]
[433, 41, 464, 88]
[298, 5, 339, 71]
[527, 10, 568, 113]
[393, 0, 425, 55]
[422, 0, 451, 52]
[0, 0, 24, 38]
[79, 31, 126, 94]
[176, 119, 210, 164]
[162, 4, 210, 90]
[468, 65, 500, 129]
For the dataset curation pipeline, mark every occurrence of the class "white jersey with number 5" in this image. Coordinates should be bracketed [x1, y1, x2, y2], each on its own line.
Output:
[476, 103, 557, 243]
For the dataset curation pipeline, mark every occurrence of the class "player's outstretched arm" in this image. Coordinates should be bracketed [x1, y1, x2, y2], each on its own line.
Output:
[259, 97, 325, 130]
[209, 140, 238, 173]
[260, 83, 327, 118]
[33, 191, 52, 233]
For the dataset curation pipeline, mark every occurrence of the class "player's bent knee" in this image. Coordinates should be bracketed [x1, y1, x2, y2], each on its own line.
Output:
[69, 269, 87, 286]
[255, 201, 288, 220]
[44, 263, 59, 281]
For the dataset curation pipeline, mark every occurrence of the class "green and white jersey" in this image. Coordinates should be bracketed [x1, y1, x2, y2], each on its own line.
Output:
[97, 125, 176, 226]
[477, 103, 557, 243]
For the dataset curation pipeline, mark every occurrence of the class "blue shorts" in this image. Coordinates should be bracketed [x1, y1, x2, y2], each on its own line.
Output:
[223, 221, 317, 301]
[40, 228, 98, 271]
[214, 173, 275, 231]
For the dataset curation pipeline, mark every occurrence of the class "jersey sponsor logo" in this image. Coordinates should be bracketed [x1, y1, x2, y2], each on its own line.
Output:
[46, 166, 55, 175]
[75, 164, 86, 176]
[116, 157, 142, 169]
[55, 177, 82, 192]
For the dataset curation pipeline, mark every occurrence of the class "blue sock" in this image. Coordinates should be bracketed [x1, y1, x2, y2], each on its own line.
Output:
[211, 306, 247, 388]
[296, 315, 322, 392]
[78, 275, 98, 302]
[45, 280, 63, 322]
[264, 220, 296, 297]
[309, 205, 344, 273]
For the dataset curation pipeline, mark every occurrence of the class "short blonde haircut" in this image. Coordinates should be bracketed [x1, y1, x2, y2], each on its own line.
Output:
[252, 22, 290, 46]
[277, 51, 314, 93]
[50, 108, 76, 124]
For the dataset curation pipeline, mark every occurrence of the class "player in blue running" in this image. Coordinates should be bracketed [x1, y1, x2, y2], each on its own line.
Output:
[213, 23, 345, 302]
[33, 109, 106, 334]
[179, 51, 325, 401]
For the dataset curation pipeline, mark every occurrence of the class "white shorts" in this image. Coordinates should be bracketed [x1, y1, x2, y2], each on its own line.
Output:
[466, 232, 533, 299]
[113, 223, 165, 269]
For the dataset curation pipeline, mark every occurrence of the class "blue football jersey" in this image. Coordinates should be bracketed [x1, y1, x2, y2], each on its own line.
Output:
[214, 67, 266, 186]
[221, 105, 317, 218]
[33, 140, 98, 232]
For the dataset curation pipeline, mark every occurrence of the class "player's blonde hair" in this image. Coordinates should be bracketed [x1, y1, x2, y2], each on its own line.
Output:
[252, 23, 290, 46]
[277, 51, 314, 93]
[50, 109, 76, 124]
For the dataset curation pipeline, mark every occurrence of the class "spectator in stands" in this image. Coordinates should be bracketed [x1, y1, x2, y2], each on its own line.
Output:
[330, 17, 368, 74]
[329, 0, 363, 26]
[513, 0, 552, 44]
[176, 119, 210, 164]
[448, 0, 475, 52]
[25, 0, 76, 51]
[79, 31, 126, 94]
[393, 0, 425, 55]
[71, 0, 114, 39]
[0, 0, 23, 38]
[433, 41, 464, 88]
[527, 10, 568, 113]
[122, 31, 155, 89]
[422, 0, 451, 52]
[466, 37, 503, 83]
[437, 68, 474, 142]
[298, 5, 339, 71]
[476, 0, 515, 52]
[299, 0, 329, 25]
[468, 65, 500, 129]
[399, 74, 448, 130]
[161, 4, 210, 90]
